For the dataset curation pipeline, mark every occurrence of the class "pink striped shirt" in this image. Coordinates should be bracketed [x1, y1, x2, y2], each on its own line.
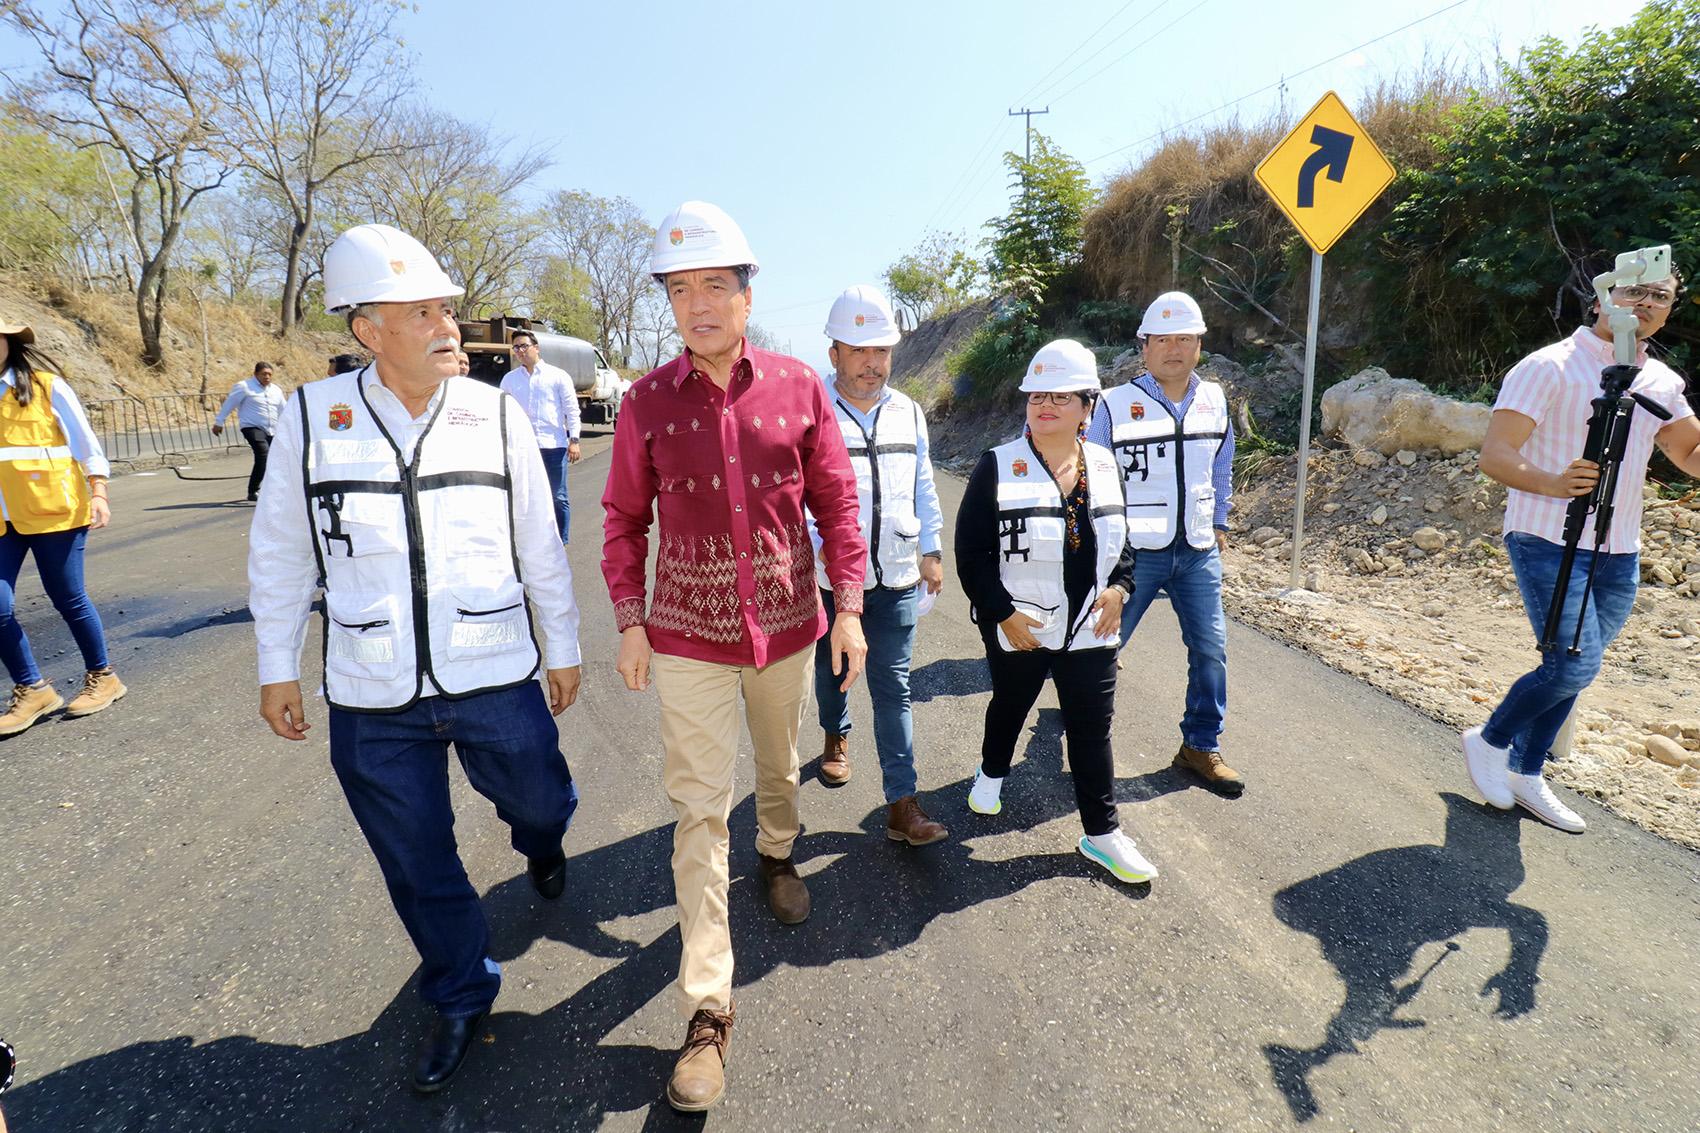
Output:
[1495, 326, 1691, 554]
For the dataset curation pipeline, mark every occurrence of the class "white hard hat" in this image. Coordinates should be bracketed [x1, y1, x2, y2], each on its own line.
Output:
[323, 224, 462, 314]
[649, 200, 760, 281]
[1019, 339, 1101, 394]
[824, 285, 901, 347]
[1138, 291, 1207, 337]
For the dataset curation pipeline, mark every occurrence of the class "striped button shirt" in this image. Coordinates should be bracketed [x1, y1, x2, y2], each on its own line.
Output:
[1495, 326, 1691, 554]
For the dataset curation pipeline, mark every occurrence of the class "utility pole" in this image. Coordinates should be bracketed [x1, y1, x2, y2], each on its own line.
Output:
[1007, 106, 1050, 165]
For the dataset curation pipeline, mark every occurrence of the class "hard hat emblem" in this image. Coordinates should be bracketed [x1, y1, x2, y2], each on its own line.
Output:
[854, 314, 866, 326]
[669, 228, 684, 246]
[390, 260, 406, 275]
[1032, 362, 1044, 374]
[1162, 308, 1172, 318]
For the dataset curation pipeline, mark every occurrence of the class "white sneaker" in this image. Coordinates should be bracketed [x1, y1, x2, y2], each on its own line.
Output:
[1462, 726, 1514, 810]
[1079, 830, 1158, 883]
[1509, 772, 1586, 833]
[967, 770, 1004, 815]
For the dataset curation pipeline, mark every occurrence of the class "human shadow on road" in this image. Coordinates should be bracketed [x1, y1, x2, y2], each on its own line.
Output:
[1262, 792, 1548, 1122]
[908, 655, 990, 702]
[8, 710, 1155, 1131]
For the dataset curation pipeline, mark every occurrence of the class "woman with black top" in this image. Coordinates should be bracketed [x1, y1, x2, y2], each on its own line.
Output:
[954, 339, 1157, 883]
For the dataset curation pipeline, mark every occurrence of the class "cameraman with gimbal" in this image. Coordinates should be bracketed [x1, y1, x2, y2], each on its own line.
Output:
[1464, 249, 1700, 833]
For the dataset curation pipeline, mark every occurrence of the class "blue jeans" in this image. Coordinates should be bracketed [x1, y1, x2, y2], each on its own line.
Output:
[0, 525, 109, 685]
[816, 585, 919, 803]
[1483, 531, 1639, 774]
[328, 682, 578, 1017]
[539, 446, 570, 544]
[1118, 541, 1229, 751]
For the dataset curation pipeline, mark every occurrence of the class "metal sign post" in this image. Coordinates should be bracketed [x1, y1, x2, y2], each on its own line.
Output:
[1253, 91, 1396, 589]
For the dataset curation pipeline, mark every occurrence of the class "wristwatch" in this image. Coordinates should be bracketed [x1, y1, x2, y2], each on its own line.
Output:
[922, 551, 943, 561]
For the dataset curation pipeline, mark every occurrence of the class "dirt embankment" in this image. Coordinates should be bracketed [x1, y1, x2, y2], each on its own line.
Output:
[0, 275, 345, 403]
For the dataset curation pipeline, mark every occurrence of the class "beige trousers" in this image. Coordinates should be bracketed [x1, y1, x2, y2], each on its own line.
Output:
[650, 645, 811, 1017]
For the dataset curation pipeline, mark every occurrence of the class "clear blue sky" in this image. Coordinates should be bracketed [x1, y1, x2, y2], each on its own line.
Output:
[1, 0, 1648, 373]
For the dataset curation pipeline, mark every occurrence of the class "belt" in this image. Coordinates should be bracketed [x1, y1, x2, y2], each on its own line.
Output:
[0, 445, 72, 461]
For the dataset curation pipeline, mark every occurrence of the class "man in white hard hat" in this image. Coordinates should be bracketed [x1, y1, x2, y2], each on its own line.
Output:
[1086, 291, 1243, 796]
[810, 284, 948, 845]
[247, 223, 585, 1093]
[501, 328, 582, 543]
[601, 200, 867, 1113]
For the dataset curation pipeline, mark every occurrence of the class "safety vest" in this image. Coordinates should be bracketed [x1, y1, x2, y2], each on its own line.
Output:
[298, 370, 541, 712]
[1101, 377, 1229, 551]
[989, 437, 1127, 652]
[814, 384, 925, 591]
[0, 371, 92, 535]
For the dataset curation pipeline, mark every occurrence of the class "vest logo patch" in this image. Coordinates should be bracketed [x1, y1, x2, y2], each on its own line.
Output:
[1130, 404, 1144, 420]
[328, 403, 353, 431]
[444, 407, 485, 427]
[1012, 459, 1029, 477]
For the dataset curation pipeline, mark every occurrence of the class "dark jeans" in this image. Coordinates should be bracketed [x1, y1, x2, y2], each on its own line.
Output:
[0, 525, 109, 685]
[979, 634, 1118, 835]
[328, 682, 578, 1018]
[538, 446, 570, 543]
[816, 585, 919, 803]
[1483, 531, 1639, 774]
[241, 426, 271, 498]
[1118, 541, 1229, 751]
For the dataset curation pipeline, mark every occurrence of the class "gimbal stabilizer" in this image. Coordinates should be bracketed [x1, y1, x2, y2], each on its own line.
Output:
[1539, 245, 1675, 655]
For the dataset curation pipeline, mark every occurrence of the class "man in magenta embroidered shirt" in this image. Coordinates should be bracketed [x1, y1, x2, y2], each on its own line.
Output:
[1465, 254, 1700, 834]
[600, 200, 867, 1113]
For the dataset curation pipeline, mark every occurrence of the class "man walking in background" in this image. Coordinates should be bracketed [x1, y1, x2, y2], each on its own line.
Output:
[212, 361, 287, 502]
[502, 330, 581, 542]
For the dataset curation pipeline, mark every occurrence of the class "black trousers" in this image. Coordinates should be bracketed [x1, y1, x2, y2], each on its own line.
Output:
[979, 633, 1119, 835]
[241, 426, 271, 497]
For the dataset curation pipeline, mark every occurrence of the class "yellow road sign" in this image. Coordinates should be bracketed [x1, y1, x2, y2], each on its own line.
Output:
[1254, 91, 1395, 254]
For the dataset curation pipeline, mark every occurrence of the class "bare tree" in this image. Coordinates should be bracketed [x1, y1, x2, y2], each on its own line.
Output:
[632, 289, 681, 371]
[543, 191, 653, 366]
[5, 0, 230, 367]
[180, 190, 276, 300]
[343, 111, 551, 317]
[196, 0, 415, 333]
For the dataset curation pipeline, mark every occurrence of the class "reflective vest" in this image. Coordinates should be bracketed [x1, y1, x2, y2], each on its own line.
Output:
[0, 371, 92, 535]
[1101, 377, 1229, 550]
[813, 385, 925, 592]
[990, 437, 1127, 652]
[298, 370, 540, 712]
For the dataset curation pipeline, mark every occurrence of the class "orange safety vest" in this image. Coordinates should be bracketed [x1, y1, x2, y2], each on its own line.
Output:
[0, 371, 92, 535]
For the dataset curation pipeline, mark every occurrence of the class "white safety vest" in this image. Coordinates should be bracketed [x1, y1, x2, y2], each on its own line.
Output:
[813, 386, 925, 591]
[989, 438, 1127, 652]
[297, 371, 541, 711]
[1101, 377, 1229, 551]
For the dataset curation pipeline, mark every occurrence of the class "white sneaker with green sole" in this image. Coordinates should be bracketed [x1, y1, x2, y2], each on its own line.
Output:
[1079, 830, 1158, 883]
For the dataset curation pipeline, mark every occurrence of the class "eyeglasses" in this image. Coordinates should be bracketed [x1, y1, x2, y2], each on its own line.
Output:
[512, 341, 537, 350]
[1027, 392, 1081, 406]
[1611, 284, 1678, 308]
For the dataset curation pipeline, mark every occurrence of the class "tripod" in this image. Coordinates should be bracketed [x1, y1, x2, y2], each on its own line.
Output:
[1539, 362, 1672, 655]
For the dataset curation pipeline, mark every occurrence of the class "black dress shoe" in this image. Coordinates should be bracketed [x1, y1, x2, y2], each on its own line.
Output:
[528, 853, 567, 900]
[412, 1009, 487, 1094]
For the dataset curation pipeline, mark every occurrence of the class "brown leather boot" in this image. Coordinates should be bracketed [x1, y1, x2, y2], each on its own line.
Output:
[64, 668, 126, 718]
[819, 733, 850, 785]
[886, 796, 948, 845]
[1174, 744, 1245, 797]
[666, 1003, 734, 1113]
[0, 681, 63, 737]
[757, 853, 810, 924]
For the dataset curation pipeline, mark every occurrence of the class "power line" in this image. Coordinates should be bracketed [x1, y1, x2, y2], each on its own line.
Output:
[1081, 0, 1472, 167]
[1042, 0, 1211, 107]
[1008, 0, 1145, 108]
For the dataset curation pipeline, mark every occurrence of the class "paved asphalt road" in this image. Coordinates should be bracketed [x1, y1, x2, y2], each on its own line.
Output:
[2, 428, 1698, 1133]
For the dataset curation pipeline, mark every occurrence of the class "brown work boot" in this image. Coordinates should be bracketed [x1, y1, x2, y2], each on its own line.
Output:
[757, 853, 811, 924]
[1174, 744, 1245, 797]
[819, 732, 851, 785]
[0, 681, 64, 737]
[886, 795, 949, 846]
[666, 1003, 735, 1113]
[64, 667, 126, 718]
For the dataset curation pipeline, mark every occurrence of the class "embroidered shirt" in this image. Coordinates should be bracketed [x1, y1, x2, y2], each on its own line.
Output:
[1495, 326, 1692, 555]
[600, 344, 867, 666]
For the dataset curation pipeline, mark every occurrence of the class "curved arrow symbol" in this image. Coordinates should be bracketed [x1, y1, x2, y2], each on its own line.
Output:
[1296, 125, 1354, 208]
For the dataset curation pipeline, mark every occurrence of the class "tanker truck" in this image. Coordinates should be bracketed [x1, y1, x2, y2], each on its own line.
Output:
[457, 315, 630, 426]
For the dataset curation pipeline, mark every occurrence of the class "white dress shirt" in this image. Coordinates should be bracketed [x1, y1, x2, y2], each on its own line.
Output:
[500, 361, 582, 449]
[215, 376, 288, 434]
[248, 367, 582, 689]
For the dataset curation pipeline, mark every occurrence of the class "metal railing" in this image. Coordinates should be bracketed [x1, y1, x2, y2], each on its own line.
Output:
[83, 395, 248, 465]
